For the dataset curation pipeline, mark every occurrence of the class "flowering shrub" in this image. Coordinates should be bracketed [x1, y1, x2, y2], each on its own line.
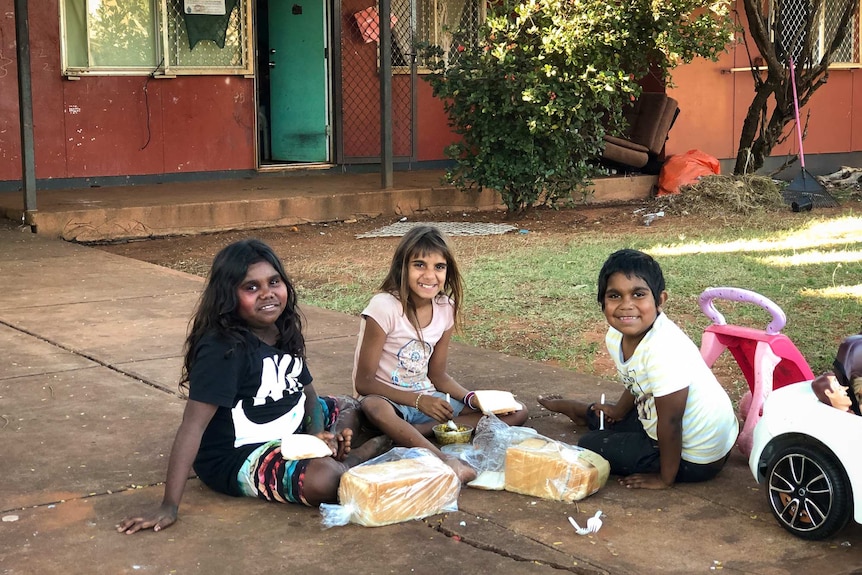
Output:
[424, 0, 733, 213]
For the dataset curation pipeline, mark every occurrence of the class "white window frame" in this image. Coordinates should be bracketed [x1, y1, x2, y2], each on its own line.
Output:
[60, 0, 254, 77]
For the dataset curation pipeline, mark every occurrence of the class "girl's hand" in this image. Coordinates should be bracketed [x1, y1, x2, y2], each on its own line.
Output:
[416, 394, 454, 423]
[314, 431, 339, 457]
[116, 503, 178, 534]
[618, 473, 672, 490]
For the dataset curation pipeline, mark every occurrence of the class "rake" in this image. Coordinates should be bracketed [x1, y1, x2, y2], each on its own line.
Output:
[783, 57, 839, 209]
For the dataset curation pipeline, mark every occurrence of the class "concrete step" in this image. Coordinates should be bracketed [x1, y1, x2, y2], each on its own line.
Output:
[0, 171, 656, 242]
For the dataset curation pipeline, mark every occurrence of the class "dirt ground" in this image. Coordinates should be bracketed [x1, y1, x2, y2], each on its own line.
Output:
[92, 198, 853, 397]
[93, 200, 690, 276]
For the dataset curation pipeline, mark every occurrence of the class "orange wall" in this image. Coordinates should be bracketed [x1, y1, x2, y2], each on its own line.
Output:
[668, 2, 861, 164]
[666, 49, 737, 160]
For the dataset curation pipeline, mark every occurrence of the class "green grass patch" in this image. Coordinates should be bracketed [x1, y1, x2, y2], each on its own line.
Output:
[302, 211, 862, 379]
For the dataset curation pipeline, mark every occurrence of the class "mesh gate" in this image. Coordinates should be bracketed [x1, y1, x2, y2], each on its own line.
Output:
[339, 0, 416, 162]
[337, 0, 484, 163]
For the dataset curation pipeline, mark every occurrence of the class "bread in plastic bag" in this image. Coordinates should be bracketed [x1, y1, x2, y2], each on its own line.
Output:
[319, 447, 460, 528]
[439, 414, 536, 490]
[504, 436, 610, 502]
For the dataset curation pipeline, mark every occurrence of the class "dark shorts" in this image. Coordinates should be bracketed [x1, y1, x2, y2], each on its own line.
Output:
[236, 395, 339, 506]
[576, 408, 730, 483]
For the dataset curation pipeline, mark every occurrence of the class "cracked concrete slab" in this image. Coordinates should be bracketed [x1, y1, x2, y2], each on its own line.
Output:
[1, 220, 860, 575]
[1, 366, 183, 510]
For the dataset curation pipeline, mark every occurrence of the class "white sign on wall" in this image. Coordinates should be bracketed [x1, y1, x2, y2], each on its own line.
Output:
[184, 0, 227, 15]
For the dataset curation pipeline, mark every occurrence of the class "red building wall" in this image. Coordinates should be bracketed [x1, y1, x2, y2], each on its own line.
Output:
[0, 0, 255, 185]
[1, 0, 857, 188]
[415, 78, 452, 161]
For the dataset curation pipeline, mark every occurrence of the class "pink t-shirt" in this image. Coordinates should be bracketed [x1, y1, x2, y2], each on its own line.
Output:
[352, 292, 455, 395]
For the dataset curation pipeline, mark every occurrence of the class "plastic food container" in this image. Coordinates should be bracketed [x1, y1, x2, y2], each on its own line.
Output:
[433, 424, 473, 445]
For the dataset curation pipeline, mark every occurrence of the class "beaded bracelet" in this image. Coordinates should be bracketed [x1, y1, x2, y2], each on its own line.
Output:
[464, 391, 476, 410]
[414, 394, 422, 410]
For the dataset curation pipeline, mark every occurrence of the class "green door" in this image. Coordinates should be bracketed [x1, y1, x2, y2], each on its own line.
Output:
[268, 0, 329, 162]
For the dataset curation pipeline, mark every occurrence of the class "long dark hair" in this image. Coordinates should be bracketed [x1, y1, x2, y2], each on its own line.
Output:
[179, 238, 304, 393]
[379, 225, 463, 335]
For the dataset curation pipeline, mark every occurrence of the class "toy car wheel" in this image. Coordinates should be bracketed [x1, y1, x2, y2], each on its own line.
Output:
[765, 444, 852, 540]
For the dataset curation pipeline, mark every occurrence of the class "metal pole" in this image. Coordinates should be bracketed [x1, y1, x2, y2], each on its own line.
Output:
[15, 0, 37, 223]
[379, 0, 393, 188]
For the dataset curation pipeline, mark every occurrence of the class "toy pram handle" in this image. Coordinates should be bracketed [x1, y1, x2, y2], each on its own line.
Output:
[698, 287, 787, 335]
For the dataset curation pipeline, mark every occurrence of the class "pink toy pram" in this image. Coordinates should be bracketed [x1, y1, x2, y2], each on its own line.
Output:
[698, 287, 815, 456]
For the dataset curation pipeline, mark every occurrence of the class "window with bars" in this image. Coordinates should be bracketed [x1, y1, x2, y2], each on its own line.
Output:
[769, 0, 860, 64]
[413, 0, 484, 70]
[61, 0, 253, 76]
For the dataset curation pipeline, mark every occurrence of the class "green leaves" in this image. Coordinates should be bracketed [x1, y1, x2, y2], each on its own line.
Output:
[424, 0, 733, 212]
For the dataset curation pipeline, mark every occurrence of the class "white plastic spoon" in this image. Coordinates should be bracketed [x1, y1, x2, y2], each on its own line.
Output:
[445, 393, 458, 430]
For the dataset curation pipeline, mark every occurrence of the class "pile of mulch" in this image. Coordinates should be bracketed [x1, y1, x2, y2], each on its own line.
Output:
[659, 174, 785, 217]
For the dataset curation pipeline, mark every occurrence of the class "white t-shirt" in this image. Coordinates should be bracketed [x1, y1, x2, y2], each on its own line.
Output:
[605, 312, 739, 464]
[353, 292, 455, 395]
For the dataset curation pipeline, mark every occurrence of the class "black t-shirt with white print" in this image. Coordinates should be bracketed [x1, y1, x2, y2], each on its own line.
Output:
[188, 331, 312, 496]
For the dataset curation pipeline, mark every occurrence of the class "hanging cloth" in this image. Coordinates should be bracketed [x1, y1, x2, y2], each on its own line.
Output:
[182, 0, 239, 50]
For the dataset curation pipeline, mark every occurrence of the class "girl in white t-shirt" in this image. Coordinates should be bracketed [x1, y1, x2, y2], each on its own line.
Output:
[353, 225, 528, 482]
[538, 249, 738, 489]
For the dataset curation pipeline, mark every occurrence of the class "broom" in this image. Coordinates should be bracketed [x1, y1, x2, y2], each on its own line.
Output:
[783, 57, 839, 209]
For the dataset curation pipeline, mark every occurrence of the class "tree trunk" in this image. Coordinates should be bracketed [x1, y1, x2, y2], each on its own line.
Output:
[734, 83, 774, 173]
[733, 0, 859, 174]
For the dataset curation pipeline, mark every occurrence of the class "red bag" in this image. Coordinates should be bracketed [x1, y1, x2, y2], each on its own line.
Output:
[656, 149, 720, 196]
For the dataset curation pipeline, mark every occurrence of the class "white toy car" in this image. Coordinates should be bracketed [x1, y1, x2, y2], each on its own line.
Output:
[749, 380, 862, 539]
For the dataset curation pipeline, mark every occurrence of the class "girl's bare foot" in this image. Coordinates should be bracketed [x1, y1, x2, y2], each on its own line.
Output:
[443, 456, 477, 483]
[344, 435, 393, 467]
[335, 428, 353, 461]
[537, 394, 590, 424]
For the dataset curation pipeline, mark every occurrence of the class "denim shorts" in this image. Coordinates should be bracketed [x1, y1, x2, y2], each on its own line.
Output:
[368, 390, 466, 425]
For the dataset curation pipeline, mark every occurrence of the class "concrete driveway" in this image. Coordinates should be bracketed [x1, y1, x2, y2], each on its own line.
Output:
[1, 220, 859, 575]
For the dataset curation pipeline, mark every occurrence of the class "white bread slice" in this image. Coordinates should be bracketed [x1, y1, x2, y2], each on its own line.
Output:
[467, 470, 505, 490]
[472, 390, 522, 414]
[280, 434, 334, 460]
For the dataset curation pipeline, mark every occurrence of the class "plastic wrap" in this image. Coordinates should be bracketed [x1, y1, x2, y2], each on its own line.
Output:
[442, 414, 538, 490]
[320, 447, 460, 528]
[463, 416, 537, 470]
[504, 436, 610, 502]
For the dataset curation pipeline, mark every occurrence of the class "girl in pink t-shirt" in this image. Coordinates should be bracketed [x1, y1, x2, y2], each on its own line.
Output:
[353, 225, 527, 482]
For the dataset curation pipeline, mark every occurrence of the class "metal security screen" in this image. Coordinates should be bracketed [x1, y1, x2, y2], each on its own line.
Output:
[164, 0, 252, 73]
[771, 0, 859, 64]
[415, 0, 483, 69]
[335, 0, 483, 162]
[339, 0, 415, 162]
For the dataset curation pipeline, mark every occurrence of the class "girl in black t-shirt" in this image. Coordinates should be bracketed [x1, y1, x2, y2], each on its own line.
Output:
[118, 239, 389, 534]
